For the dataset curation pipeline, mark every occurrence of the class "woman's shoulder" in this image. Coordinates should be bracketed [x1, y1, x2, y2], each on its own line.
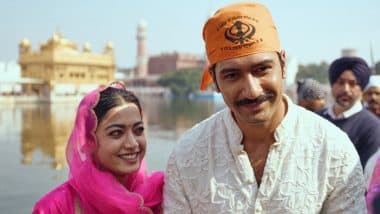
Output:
[32, 182, 75, 214]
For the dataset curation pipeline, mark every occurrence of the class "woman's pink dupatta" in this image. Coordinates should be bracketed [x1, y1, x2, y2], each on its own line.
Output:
[34, 86, 164, 214]
[367, 157, 380, 214]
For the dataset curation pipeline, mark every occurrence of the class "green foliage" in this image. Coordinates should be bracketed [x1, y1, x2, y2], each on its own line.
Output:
[157, 68, 202, 97]
[295, 61, 329, 83]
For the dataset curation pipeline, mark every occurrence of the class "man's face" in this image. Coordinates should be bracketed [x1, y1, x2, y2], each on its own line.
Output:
[364, 86, 380, 117]
[213, 51, 286, 126]
[331, 70, 362, 111]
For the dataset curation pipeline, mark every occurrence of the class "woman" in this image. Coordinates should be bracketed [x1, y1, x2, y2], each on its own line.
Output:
[367, 152, 380, 214]
[33, 82, 164, 213]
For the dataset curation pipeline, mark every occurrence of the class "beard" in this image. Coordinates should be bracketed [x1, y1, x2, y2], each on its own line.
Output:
[335, 92, 355, 109]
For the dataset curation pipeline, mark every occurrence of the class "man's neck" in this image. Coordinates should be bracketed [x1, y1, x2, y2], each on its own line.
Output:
[239, 122, 276, 144]
[332, 104, 346, 117]
[331, 100, 362, 119]
[237, 96, 287, 144]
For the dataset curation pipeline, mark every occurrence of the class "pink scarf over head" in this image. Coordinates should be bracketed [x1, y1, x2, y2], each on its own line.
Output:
[367, 157, 380, 214]
[64, 85, 164, 213]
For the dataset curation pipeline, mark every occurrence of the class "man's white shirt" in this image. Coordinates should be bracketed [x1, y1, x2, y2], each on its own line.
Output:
[164, 96, 366, 213]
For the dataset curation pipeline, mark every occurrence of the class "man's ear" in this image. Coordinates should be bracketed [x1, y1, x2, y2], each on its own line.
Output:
[279, 50, 286, 79]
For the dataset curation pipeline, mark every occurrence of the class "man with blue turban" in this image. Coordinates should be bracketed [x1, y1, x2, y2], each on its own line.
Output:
[318, 56, 380, 168]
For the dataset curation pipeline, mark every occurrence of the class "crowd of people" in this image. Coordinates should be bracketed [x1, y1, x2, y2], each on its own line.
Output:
[32, 2, 380, 213]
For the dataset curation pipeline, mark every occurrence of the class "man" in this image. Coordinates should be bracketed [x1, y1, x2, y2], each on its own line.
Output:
[364, 75, 380, 118]
[318, 57, 380, 168]
[296, 78, 327, 112]
[164, 2, 365, 213]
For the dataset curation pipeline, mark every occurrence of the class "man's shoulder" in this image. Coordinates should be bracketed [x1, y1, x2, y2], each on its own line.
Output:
[292, 105, 338, 133]
[340, 108, 380, 134]
[293, 105, 354, 152]
[315, 107, 329, 118]
[174, 108, 228, 151]
[356, 108, 380, 124]
[167, 108, 232, 171]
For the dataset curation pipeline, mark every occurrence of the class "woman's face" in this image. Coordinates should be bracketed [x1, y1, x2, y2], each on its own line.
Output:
[94, 103, 146, 181]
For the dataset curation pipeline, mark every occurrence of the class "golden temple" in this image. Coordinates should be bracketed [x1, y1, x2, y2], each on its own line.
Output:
[18, 32, 115, 96]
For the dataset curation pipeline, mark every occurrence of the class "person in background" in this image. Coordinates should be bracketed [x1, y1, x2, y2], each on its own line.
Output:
[363, 76, 380, 208]
[364, 75, 380, 118]
[364, 75, 380, 212]
[33, 82, 164, 214]
[372, 194, 380, 214]
[296, 78, 327, 112]
[163, 2, 366, 213]
[367, 149, 380, 213]
[317, 57, 380, 168]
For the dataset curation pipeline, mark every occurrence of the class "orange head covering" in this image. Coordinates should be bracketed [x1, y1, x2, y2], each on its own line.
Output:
[200, 2, 280, 90]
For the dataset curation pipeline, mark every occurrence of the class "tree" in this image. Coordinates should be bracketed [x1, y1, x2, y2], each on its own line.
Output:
[295, 61, 329, 83]
[157, 68, 202, 98]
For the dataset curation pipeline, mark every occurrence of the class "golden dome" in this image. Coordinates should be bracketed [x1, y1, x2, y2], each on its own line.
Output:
[52, 32, 62, 42]
[104, 41, 114, 54]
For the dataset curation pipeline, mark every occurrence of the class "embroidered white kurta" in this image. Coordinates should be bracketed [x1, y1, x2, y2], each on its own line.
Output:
[164, 97, 366, 214]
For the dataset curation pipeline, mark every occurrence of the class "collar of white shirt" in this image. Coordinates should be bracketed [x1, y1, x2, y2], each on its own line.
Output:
[327, 100, 363, 119]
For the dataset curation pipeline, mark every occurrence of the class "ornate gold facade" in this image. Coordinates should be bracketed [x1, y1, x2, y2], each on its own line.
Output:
[18, 32, 115, 95]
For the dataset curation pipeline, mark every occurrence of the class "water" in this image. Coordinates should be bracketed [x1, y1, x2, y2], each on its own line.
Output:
[0, 97, 225, 213]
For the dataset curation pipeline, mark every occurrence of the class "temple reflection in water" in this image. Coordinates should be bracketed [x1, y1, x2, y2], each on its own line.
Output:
[20, 104, 76, 170]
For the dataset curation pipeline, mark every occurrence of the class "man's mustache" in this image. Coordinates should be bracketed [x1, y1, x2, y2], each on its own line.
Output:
[235, 91, 275, 107]
[336, 92, 352, 100]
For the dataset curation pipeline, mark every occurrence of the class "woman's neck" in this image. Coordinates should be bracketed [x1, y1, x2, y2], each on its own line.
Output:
[115, 174, 129, 187]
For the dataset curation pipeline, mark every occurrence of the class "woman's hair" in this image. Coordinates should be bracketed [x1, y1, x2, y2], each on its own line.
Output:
[93, 87, 142, 123]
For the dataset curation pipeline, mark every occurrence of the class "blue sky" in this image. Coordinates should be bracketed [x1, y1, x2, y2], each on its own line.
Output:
[1, 0, 379, 68]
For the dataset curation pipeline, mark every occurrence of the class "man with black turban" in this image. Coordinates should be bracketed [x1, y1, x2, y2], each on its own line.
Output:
[318, 56, 380, 168]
